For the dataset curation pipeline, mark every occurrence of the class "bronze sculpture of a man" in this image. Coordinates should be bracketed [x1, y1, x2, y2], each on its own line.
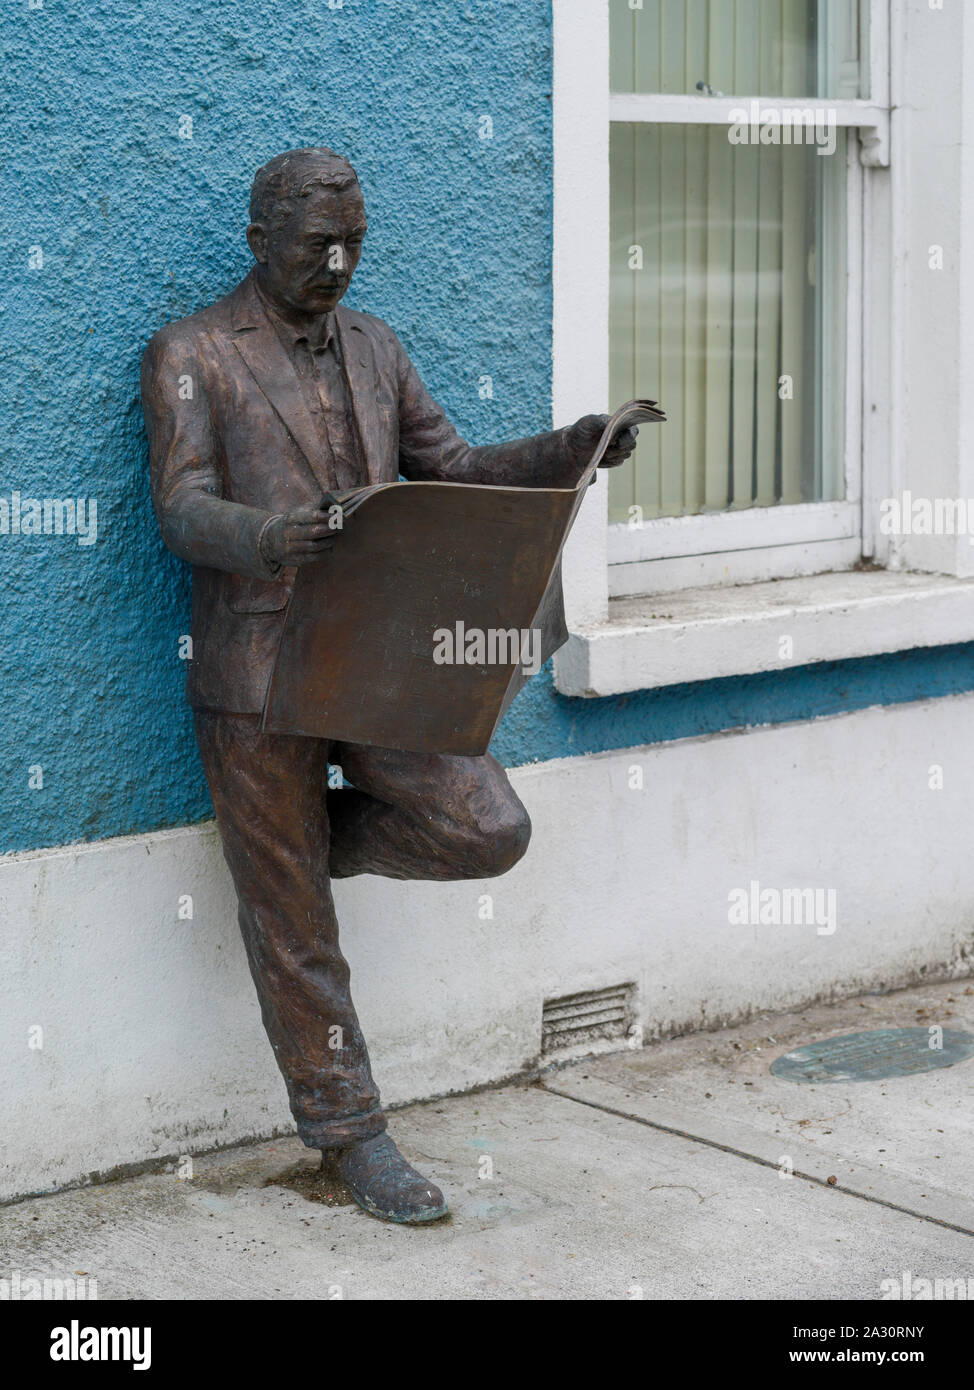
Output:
[142, 147, 636, 1224]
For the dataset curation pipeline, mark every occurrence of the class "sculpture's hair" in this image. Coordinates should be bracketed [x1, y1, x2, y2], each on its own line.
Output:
[249, 148, 361, 230]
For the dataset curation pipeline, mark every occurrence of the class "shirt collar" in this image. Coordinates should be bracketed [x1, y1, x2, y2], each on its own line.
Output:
[255, 278, 337, 353]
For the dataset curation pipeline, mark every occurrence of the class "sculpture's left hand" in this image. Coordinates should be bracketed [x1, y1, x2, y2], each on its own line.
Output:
[568, 414, 639, 471]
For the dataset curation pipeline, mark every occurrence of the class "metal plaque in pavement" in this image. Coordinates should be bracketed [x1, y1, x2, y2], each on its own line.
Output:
[770, 1028, 974, 1083]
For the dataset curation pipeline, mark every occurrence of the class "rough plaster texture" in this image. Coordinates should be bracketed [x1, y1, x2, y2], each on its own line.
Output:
[5, 0, 974, 859]
[1, 0, 555, 854]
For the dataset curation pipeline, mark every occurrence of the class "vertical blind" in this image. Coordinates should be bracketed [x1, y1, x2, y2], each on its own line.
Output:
[608, 1, 863, 525]
[610, 0, 869, 99]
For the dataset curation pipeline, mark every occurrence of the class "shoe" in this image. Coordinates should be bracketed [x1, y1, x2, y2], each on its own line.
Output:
[333, 1133, 449, 1224]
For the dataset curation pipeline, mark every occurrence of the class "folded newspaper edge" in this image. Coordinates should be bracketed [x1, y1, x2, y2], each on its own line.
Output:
[322, 398, 667, 518]
[577, 398, 666, 490]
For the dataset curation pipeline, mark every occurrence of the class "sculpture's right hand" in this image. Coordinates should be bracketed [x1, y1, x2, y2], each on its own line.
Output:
[261, 507, 343, 568]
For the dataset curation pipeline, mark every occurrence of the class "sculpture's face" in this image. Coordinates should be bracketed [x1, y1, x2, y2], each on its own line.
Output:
[250, 184, 367, 316]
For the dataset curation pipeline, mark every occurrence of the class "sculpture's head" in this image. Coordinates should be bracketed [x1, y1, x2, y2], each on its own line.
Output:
[246, 147, 366, 316]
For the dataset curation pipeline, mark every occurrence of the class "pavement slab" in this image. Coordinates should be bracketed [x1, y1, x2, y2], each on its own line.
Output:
[542, 978, 974, 1236]
[2, 979, 973, 1300]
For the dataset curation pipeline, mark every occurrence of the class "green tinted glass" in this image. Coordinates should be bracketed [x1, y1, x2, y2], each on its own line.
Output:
[609, 124, 848, 522]
[610, 0, 869, 100]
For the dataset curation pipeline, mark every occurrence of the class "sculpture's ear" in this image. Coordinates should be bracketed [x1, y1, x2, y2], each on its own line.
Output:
[246, 223, 268, 264]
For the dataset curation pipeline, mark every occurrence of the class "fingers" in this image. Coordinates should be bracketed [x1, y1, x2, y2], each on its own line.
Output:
[272, 506, 345, 564]
[289, 537, 338, 554]
[599, 424, 639, 469]
[282, 507, 339, 536]
[578, 417, 640, 448]
[282, 510, 343, 547]
[609, 425, 638, 449]
[283, 523, 339, 542]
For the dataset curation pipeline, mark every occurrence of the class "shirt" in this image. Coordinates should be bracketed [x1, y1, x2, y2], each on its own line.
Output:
[255, 284, 366, 493]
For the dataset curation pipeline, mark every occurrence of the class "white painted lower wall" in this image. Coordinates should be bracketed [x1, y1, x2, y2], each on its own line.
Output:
[3, 694, 974, 1202]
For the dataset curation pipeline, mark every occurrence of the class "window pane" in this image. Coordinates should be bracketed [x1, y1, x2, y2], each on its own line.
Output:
[610, 0, 869, 100]
[609, 123, 847, 523]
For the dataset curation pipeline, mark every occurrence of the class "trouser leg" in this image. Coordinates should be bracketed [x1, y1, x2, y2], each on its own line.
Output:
[193, 710, 386, 1150]
[327, 743, 531, 881]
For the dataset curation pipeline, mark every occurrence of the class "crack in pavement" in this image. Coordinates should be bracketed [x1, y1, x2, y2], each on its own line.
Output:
[541, 1082, 974, 1240]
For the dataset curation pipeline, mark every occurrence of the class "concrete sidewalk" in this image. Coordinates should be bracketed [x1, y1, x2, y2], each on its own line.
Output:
[3, 978, 973, 1300]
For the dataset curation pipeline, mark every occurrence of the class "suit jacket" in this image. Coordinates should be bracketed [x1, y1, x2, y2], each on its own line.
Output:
[142, 270, 585, 714]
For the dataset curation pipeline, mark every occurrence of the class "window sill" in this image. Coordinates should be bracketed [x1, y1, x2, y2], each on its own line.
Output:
[553, 569, 974, 697]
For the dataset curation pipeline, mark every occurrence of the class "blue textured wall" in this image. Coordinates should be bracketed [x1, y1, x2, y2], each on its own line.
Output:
[495, 644, 974, 767]
[1, 0, 554, 854]
[5, 2, 974, 856]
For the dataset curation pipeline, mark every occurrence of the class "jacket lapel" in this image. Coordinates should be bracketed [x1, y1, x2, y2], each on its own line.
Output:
[337, 311, 384, 485]
[228, 274, 332, 495]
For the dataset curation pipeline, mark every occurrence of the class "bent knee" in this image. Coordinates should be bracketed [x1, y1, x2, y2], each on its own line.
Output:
[461, 801, 531, 878]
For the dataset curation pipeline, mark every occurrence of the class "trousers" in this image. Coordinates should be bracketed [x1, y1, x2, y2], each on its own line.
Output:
[193, 710, 531, 1148]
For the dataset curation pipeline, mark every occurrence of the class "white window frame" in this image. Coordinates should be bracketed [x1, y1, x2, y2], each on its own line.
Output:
[552, 0, 974, 697]
[607, 4, 889, 594]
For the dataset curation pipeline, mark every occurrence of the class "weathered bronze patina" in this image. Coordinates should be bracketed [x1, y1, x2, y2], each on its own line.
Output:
[264, 398, 663, 754]
[141, 147, 639, 1224]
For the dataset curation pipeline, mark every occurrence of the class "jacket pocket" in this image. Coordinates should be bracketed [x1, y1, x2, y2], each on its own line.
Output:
[224, 571, 294, 613]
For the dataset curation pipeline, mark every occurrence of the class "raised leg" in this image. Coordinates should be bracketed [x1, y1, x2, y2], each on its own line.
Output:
[327, 743, 531, 881]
